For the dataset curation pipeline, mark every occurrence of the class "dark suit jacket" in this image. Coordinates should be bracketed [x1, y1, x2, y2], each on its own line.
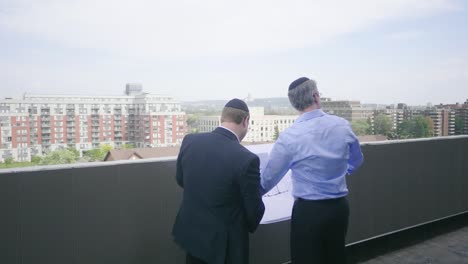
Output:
[172, 127, 265, 264]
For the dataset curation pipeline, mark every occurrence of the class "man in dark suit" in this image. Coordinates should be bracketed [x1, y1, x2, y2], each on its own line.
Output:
[172, 99, 265, 264]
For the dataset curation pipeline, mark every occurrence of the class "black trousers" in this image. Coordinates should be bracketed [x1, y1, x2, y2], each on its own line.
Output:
[186, 254, 208, 264]
[290, 196, 349, 264]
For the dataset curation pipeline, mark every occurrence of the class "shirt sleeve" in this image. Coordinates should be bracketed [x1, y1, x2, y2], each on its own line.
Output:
[346, 126, 364, 174]
[260, 135, 294, 195]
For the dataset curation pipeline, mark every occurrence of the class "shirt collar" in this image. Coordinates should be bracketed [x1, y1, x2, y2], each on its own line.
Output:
[218, 126, 240, 143]
[295, 109, 326, 124]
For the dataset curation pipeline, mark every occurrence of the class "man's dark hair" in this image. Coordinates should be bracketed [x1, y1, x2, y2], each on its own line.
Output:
[221, 107, 249, 124]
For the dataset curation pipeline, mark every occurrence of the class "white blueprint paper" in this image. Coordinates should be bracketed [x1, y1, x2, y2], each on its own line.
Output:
[245, 144, 294, 224]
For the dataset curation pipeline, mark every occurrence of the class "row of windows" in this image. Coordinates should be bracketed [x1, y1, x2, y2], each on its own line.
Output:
[24, 97, 133, 103]
[1, 104, 181, 114]
[17, 143, 28, 148]
[16, 136, 28, 142]
[16, 129, 28, 135]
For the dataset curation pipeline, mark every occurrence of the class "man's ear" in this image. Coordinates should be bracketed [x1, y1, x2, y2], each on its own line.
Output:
[312, 92, 318, 104]
[244, 116, 250, 127]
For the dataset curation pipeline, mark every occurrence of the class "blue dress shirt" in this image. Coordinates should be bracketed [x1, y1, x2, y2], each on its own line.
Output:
[261, 109, 364, 200]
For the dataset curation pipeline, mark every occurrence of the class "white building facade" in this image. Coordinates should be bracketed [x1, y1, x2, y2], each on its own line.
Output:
[198, 107, 297, 143]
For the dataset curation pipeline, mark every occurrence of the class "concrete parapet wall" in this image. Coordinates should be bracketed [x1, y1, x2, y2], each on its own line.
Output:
[1, 136, 467, 264]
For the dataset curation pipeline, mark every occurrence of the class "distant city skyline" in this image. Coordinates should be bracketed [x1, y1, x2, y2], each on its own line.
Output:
[5, 91, 466, 108]
[1, 0, 467, 105]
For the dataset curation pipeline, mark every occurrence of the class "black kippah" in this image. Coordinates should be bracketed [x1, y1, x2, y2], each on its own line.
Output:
[289, 77, 310, 90]
[225, 98, 249, 113]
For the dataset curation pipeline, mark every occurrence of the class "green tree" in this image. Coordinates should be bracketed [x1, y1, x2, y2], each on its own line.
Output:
[121, 143, 134, 149]
[373, 113, 393, 136]
[83, 144, 114, 161]
[398, 119, 412, 139]
[4, 157, 14, 166]
[351, 119, 371, 136]
[425, 117, 434, 137]
[186, 114, 200, 134]
[39, 148, 80, 165]
[186, 114, 198, 127]
[455, 116, 464, 135]
[398, 116, 434, 138]
[273, 126, 280, 140]
[84, 149, 102, 161]
[31, 155, 42, 164]
[67, 147, 80, 158]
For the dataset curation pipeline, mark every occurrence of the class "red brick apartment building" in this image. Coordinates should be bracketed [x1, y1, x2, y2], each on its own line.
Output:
[0, 84, 186, 162]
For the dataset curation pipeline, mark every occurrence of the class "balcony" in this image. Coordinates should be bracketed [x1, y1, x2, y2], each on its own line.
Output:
[0, 121, 10, 127]
[0, 136, 467, 263]
[1, 143, 11, 149]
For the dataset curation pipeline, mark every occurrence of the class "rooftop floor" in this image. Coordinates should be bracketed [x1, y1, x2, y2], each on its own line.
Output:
[348, 214, 468, 264]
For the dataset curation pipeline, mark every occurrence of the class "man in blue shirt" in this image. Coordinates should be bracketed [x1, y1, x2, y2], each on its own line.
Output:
[261, 77, 364, 264]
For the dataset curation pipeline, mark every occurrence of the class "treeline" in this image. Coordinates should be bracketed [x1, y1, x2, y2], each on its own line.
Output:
[351, 114, 436, 139]
[0, 143, 133, 169]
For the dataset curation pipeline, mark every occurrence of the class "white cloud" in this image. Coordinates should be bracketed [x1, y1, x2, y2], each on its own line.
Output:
[0, 0, 461, 57]
[387, 30, 424, 40]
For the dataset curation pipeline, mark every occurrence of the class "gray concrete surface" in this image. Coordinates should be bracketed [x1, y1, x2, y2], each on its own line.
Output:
[358, 225, 468, 264]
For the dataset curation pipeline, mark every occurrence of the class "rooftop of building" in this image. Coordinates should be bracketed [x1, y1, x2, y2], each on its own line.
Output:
[104, 146, 180, 161]
[348, 213, 468, 264]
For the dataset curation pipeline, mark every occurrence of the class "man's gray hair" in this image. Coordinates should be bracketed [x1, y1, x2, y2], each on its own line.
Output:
[288, 79, 318, 111]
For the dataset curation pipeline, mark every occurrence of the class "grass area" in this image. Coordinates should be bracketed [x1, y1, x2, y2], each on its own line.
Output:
[0, 162, 40, 169]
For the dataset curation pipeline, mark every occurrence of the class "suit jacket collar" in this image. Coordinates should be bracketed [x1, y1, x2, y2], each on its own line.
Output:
[213, 127, 240, 143]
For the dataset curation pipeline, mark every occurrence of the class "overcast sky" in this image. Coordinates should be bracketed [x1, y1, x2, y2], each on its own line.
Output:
[1, 0, 467, 105]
